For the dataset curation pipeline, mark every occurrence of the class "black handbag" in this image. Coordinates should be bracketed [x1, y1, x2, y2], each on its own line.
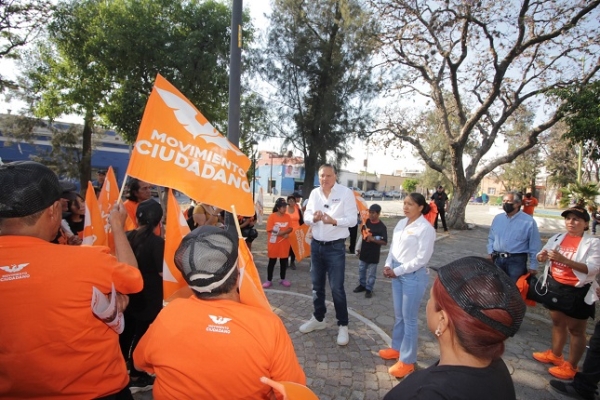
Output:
[527, 273, 590, 313]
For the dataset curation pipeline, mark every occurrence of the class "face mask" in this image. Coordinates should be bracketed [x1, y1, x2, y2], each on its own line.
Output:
[503, 203, 515, 214]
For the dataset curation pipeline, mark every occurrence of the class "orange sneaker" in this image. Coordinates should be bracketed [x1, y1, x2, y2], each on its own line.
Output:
[532, 349, 564, 366]
[378, 348, 400, 360]
[549, 361, 578, 380]
[388, 361, 414, 379]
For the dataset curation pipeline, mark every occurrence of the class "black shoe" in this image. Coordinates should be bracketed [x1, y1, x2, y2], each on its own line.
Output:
[353, 285, 366, 293]
[365, 290, 373, 298]
[290, 262, 296, 270]
[129, 374, 154, 394]
[549, 379, 592, 400]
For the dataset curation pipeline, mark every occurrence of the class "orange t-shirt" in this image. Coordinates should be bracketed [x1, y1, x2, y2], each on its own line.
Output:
[287, 205, 302, 230]
[0, 235, 143, 398]
[133, 296, 306, 399]
[267, 212, 292, 259]
[550, 234, 582, 286]
[522, 197, 538, 216]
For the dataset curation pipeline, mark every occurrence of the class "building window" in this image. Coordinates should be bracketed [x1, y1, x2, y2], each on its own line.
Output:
[487, 188, 496, 195]
[347, 180, 354, 187]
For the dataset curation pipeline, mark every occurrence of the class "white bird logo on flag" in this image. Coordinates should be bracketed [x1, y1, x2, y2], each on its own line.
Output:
[156, 87, 244, 156]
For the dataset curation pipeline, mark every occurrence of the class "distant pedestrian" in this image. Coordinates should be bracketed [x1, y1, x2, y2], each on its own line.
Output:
[286, 195, 304, 269]
[588, 205, 600, 235]
[522, 192, 538, 216]
[353, 204, 387, 298]
[263, 198, 293, 288]
[431, 185, 449, 231]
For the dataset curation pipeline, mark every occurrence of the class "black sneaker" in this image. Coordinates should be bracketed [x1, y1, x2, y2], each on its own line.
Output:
[365, 290, 373, 298]
[549, 379, 592, 400]
[353, 285, 366, 293]
[129, 374, 154, 394]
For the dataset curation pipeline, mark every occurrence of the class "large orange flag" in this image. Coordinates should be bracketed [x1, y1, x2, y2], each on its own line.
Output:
[288, 225, 311, 262]
[127, 74, 254, 216]
[83, 182, 107, 246]
[163, 189, 190, 300]
[97, 166, 120, 252]
[237, 238, 270, 311]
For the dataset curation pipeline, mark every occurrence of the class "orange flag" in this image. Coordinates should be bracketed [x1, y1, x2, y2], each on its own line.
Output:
[163, 189, 190, 300]
[288, 225, 311, 262]
[127, 74, 254, 216]
[83, 181, 107, 246]
[237, 238, 271, 311]
[97, 166, 120, 252]
[354, 191, 369, 227]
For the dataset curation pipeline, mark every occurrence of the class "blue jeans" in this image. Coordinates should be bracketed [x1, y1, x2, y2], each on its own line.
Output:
[391, 261, 429, 364]
[310, 239, 349, 326]
[358, 260, 378, 291]
[493, 254, 528, 283]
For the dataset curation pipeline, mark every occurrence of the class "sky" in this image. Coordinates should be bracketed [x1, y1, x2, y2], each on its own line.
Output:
[0, 0, 422, 176]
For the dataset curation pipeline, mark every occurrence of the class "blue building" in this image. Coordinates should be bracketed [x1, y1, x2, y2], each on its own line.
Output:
[253, 151, 320, 198]
[0, 115, 130, 186]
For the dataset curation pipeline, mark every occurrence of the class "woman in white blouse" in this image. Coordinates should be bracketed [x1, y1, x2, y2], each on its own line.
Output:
[379, 192, 436, 379]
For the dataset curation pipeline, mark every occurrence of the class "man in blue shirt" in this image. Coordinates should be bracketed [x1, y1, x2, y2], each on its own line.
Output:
[487, 191, 541, 282]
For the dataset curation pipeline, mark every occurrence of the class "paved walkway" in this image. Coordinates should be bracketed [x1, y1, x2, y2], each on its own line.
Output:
[136, 203, 593, 399]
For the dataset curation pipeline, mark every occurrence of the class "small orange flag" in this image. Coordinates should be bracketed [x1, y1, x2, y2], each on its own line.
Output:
[237, 238, 270, 311]
[97, 166, 120, 252]
[163, 189, 190, 300]
[354, 191, 369, 227]
[288, 225, 312, 262]
[83, 181, 107, 246]
[425, 201, 438, 227]
[127, 74, 254, 216]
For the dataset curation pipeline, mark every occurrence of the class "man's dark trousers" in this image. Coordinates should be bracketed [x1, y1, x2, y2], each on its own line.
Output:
[573, 320, 600, 398]
[435, 208, 448, 231]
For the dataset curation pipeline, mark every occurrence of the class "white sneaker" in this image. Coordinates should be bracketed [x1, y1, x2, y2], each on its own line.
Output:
[299, 316, 327, 333]
[337, 325, 349, 346]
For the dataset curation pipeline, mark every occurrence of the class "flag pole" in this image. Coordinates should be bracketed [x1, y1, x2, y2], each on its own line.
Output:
[230, 205, 243, 238]
[118, 173, 129, 201]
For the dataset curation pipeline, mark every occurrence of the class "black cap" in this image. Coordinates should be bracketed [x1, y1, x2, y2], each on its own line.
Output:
[174, 226, 238, 293]
[97, 169, 107, 175]
[293, 192, 302, 199]
[430, 256, 525, 337]
[59, 180, 78, 198]
[0, 161, 62, 218]
[561, 207, 590, 222]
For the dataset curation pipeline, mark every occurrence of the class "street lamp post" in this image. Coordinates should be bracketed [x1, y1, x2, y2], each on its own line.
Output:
[250, 140, 258, 202]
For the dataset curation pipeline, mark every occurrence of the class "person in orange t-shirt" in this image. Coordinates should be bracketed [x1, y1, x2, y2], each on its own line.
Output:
[0, 161, 143, 399]
[532, 206, 600, 381]
[124, 178, 162, 236]
[133, 226, 306, 399]
[522, 192, 539, 216]
[286, 194, 304, 269]
[264, 198, 294, 288]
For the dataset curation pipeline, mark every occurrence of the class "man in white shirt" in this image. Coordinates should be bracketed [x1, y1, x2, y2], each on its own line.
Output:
[299, 164, 358, 346]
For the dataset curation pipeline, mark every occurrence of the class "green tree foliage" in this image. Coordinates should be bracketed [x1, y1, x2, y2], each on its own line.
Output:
[369, 0, 600, 229]
[402, 178, 418, 193]
[553, 81, 600, 145]
[559, 182, 600, 209]
[542, 122, 578, 188]
[0, 0, 52, 91]
[260, 0, 380, 199]
[13, 0, 260, 190]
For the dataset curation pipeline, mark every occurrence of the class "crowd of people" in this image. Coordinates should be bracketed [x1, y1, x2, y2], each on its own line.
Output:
[2, 159, 600, 399]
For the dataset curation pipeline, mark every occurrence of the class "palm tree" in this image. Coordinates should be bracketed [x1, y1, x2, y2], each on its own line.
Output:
[558, 182, 600, 208]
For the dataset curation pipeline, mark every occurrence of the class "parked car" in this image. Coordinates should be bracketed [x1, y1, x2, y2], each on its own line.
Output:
[385, 190, 402, 198]
[348, 187, 364, 196]
[364, 190, 383, 198]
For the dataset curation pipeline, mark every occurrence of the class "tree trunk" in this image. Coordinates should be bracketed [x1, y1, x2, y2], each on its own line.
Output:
[302, 151, 318, 200]
[79, 111, 93, 195]
[446, 183, 478, 230]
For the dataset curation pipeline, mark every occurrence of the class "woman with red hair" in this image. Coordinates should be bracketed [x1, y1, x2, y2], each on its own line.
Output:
[384, 257, 525, 400]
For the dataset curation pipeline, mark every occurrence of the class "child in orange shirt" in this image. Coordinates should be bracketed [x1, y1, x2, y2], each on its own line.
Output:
[264, 198, 293, 288]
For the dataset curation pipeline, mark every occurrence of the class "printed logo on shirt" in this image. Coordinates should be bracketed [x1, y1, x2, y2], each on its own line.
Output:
[331, 198, 341, 204]
[0, 263, 30, 282]
[206, 314, 232, 334]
